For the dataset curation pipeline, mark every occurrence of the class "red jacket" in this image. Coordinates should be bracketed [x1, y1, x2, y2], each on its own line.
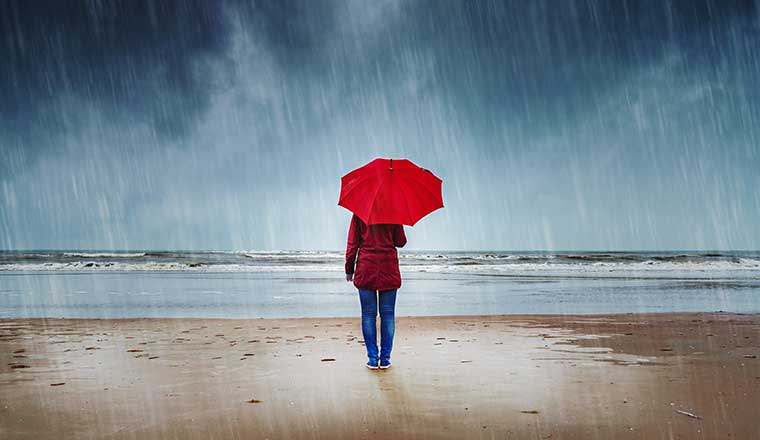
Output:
[345, 213, 407, 291]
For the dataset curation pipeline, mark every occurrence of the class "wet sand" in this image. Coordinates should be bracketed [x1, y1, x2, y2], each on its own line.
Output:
[1, 313, 759, 439]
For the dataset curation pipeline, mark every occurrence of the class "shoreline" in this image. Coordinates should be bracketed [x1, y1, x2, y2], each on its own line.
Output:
[4, 309, 757, 319]
[2, 312, 759, 439]
[5, 309, 759, 322]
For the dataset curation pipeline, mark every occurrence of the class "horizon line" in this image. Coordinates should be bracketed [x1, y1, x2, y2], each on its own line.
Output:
[2, 248, 759, 253]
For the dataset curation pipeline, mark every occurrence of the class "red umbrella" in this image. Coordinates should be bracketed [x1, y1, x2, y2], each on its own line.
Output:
[338, 158, 443, 226]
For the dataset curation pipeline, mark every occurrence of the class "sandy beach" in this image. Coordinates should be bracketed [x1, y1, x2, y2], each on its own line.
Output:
[1, 312, 759, 439]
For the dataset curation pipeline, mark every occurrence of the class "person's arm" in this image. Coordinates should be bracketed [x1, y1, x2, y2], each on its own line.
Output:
[393, 224, 407, 248]
[345, 214, 362, 280]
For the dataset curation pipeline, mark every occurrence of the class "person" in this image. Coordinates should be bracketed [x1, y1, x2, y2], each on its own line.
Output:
[345, 213, 407, 370]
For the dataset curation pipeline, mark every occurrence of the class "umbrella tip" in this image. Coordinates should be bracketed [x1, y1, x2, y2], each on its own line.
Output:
[390, 158, 393, 171]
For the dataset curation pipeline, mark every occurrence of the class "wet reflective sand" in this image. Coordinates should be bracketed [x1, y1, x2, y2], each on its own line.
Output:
[1, 313, 758, 439]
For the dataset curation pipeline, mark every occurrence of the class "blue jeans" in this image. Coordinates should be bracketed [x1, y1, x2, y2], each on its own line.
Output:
[358, 289, 397, 363]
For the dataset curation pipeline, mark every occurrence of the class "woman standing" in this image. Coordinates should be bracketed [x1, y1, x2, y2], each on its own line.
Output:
[345, 213, 407, 370]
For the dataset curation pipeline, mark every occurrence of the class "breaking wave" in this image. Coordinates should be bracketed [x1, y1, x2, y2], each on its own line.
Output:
[0, 250, 759, 278]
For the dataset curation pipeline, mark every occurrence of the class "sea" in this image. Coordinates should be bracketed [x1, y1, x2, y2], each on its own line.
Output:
[1, 250, 759, 318]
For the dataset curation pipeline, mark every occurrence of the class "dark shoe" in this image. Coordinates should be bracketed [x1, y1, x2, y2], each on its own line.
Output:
[366, 360, 379, 370]
[379, 359, 391, 369]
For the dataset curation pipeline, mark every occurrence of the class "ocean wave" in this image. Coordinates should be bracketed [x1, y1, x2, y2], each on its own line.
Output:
[1, 251, 759, 278]
[405, 259, 760, 274]
[62, 252, 147, 258]
[1, 257, 759, 275]
[241, 251, 344, 261]
[0, 262, 345, 272]
[6, 250, 748, 265]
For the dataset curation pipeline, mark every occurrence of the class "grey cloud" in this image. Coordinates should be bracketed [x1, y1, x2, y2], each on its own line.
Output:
[1, 0, 760, 250]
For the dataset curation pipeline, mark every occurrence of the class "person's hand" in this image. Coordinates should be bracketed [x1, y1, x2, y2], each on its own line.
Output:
[345, 273, 353, 282]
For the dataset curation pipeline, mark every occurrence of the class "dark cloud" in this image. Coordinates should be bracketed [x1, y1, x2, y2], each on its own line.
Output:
[1, 0, 759, 249]
[394, 0, 759, 137]
[219, 0, 760, 148]
[2, 0, 755, 149]
[0, 0, 229, 148]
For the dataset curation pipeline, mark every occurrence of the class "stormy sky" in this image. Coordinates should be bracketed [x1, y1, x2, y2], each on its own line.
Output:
[1, 0, 759, 251]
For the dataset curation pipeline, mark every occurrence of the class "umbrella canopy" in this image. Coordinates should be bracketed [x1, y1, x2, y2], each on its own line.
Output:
[338, 158, 443, 226]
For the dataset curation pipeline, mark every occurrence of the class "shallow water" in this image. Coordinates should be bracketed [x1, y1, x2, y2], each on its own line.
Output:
[1, 268, 759, 319]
